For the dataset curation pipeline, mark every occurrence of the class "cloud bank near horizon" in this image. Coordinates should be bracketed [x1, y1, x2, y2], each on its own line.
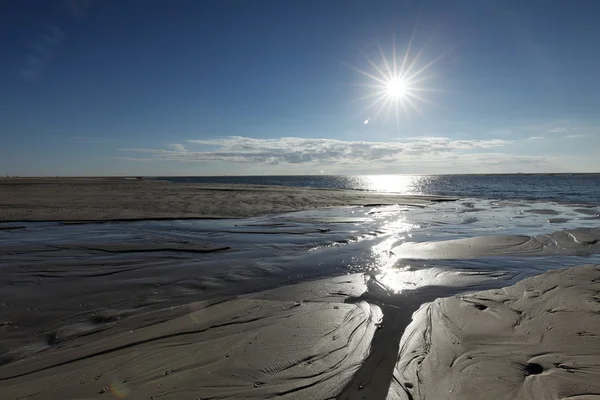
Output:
[111, 135, 589, 174]
[120, 136, 510, 165]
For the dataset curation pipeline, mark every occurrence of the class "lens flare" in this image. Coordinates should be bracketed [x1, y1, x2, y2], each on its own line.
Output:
[110, 380, 130, 398]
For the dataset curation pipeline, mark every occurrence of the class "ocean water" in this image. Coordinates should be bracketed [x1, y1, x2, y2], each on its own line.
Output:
[158, 174, 600, 204]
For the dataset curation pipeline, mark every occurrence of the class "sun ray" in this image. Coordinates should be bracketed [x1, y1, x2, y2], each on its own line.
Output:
[383, 99, 395, 125]
[379, 44, 394, 78]
[364, 51, 392, 83]
[392, 33, 398, 78]
[403, 46, 426, 80]
[404, 48, 453, 83]
[405, 91, 437, 106]
[349, 65, 389, 86]
[362, 94, 392, 115]
[399, 32, 414, 78]
[400, 97, 409, 114]
[395, 96, 401, 132]
[406, 74, 437, 87]
[404, 96, 424, 116]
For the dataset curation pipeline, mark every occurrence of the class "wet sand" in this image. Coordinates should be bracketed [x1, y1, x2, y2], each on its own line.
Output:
[391, 227, 600, 259]
[389, 264, 600, 399]
[0, 177, 454, 221]
[1, 265, 599, 399]
[0, 274, 382, 400]
[2, 182, 600, 399]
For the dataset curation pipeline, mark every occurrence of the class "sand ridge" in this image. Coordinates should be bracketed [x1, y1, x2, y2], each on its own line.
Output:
[389, 264, 600, 399]
[391, 227, 600, 259]
[0, 274, 381, 400]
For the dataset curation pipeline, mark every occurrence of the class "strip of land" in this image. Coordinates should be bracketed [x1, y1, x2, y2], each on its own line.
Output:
[0, 177, 455, 221]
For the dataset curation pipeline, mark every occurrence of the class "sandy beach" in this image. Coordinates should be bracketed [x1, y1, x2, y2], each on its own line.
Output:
[0, 178, 453, 221]
[1, 264, 599, 399]
[1, 179, 600, 399]
[389, 264, 600, 399]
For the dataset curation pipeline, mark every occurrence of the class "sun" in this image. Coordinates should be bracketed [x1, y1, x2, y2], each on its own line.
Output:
[386, 78, 408, 99]
[351, 35, 448, 127]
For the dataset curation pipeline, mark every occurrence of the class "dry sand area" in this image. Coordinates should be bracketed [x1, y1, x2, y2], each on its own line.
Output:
[0, 177, 453, 221]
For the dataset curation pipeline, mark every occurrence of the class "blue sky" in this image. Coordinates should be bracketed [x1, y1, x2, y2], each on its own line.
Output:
[1, 0, 599, 176]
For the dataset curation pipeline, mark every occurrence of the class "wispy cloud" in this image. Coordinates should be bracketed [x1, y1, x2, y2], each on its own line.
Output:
[167, 143, 186, 152]
[116, 150, 571, 175]
[119, 136, 510, 166]
[547, 125, 582, 137]
[111, 156, 154, 162]
[528, 136, 545, 140]
[20, 24, 65, 80]
[548, 127, 567, 133]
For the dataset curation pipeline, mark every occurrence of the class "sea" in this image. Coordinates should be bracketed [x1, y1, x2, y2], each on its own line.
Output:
[1, 174, 600, 360]
[157, 174, 600, 205]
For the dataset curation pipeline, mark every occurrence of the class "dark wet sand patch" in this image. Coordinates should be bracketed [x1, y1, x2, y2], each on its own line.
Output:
[58, 242, 231, 253]
[281, 217, 370, 224]
[547, 218, 571, 223]
[574, 208, 600, 216]
[524, 208, 561, 215]
[219, 228, 330, 235]
[0, 225, 26, 230]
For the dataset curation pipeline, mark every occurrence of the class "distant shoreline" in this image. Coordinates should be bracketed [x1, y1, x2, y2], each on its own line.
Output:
[0, 179, 456, 222]
[2, 172, 600, 180]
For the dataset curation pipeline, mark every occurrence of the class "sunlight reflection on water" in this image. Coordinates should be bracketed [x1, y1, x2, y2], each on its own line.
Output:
[160, 174, 600, 204]
[348, 175, 433, 194]
[373, 268, 503, 294]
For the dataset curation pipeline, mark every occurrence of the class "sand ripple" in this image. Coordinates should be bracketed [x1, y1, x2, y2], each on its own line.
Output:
[391, 228, 600, 259]
[389, 264, 600, 399]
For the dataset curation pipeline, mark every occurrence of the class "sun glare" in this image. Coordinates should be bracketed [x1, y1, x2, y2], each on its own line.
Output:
[386, 78, 407, 99]
[351, 35, 447, 128]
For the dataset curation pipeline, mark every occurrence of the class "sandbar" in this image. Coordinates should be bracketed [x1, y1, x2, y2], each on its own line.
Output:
[0, 177, 455, 221]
